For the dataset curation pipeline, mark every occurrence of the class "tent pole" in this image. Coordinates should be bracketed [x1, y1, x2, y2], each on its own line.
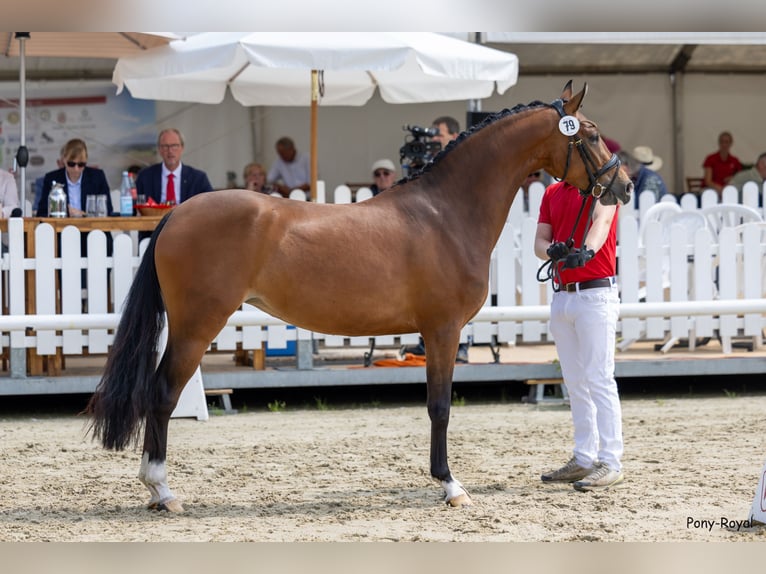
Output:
[15, 33, 29, 215]
[11, 33, 29, 379]
[310, 69, 318, 202]
[671, 71, 685, 195]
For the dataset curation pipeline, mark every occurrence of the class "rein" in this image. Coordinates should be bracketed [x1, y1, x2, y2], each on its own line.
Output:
[536, 98, 619, 292]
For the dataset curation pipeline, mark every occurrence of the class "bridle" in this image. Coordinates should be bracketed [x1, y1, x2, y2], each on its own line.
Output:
[536, 99, 622, 291]
[548, 98, 621, 201]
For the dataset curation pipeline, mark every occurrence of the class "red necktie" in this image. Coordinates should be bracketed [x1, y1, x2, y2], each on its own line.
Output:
[167, 173, 176, 204]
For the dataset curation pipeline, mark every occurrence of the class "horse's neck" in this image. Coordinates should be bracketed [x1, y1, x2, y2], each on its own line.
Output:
[426, 109, 552, 250]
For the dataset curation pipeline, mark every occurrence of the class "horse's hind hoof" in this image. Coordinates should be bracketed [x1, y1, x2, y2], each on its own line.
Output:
[149, 498, 185, 513]
[446, 492, 473, 508]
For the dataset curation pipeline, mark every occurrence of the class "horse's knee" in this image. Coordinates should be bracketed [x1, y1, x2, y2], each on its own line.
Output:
[427, 399, 451, 425]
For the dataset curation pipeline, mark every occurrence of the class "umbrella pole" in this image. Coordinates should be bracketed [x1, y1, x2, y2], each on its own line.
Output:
[310, 69, 318, 202]
[16, 33, 30, 216]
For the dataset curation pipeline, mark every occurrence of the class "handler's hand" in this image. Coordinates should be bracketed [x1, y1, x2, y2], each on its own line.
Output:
[546, 241, 570, 262]
[563, 248, 595, 269]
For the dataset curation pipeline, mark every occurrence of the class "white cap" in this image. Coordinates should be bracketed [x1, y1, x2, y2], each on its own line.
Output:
[371, 158, 396, 174]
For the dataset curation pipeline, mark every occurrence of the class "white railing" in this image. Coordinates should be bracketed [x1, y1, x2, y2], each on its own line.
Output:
[1, 183, 765, 378]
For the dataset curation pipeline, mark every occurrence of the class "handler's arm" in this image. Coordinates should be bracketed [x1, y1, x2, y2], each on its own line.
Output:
[583, 202, 618, 253]
[534, 222, 553, 260]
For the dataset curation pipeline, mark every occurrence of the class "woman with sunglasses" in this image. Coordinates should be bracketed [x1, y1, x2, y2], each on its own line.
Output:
[37, 138, 114, 218]
[37, 138, 114, 274]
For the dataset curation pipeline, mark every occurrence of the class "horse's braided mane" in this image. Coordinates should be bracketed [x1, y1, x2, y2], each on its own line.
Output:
[398, 100, 548, 184]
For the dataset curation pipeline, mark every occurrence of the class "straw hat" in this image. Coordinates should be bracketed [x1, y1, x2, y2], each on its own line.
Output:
[632, 146, 663, 171]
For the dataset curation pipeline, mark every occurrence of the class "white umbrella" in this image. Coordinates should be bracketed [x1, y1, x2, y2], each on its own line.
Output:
[4, 32, 178, 214]
[112, 32, 519, 199]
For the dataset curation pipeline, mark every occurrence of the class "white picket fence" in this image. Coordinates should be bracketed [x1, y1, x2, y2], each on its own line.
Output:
[1, 180, 765, 378]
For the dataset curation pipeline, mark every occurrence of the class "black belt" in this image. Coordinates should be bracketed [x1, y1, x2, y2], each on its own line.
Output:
[563, 277, 615, 292]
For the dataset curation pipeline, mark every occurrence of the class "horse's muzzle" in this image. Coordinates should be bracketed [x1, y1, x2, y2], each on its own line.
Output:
[599, 180, 633, 206]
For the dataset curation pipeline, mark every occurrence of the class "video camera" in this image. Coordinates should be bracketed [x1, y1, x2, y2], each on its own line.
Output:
[399, 124, 442, 175]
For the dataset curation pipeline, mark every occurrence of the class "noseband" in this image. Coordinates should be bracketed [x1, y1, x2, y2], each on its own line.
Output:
[548, 98, 621, 200]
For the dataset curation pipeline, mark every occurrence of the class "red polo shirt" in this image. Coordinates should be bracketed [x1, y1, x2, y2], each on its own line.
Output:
[538, 181, 618, 285]
[703, 152, 742, 187]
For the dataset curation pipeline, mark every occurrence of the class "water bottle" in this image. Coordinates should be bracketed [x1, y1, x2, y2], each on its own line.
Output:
[119, 171, 133, 217]
[48, 181, 67, 218]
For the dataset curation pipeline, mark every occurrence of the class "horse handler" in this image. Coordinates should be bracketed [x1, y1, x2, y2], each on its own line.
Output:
[534, 179, 625, 491]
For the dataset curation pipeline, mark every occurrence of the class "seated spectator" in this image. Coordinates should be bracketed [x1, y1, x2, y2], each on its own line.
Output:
[242, 162, 271, 194]
[268, 137, 311, 197]
[1, 169, 20, 252]
[703, 131, 742, 195]
[619, 146, 668, 206]
[729, 152, 766, 197]
[370, 159, 397, 196]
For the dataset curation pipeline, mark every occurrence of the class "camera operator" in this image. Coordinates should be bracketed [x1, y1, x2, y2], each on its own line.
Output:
[399, 125, 441, 177]
[431, 115, 460, 149]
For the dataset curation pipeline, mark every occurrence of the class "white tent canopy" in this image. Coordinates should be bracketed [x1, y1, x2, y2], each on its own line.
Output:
[112, 32, 518, 198]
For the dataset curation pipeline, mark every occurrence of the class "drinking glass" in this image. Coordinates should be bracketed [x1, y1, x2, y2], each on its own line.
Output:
[95, 195, 108, 217]
[86, 195, 97, 217]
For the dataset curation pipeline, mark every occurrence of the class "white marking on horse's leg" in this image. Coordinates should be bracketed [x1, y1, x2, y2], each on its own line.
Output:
[441, 476, 472, 507]
[137, 452, 183, 512]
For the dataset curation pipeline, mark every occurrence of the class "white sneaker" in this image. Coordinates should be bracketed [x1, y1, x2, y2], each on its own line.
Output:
[573, 462, 624, 491]
[541, 457, 593, 483]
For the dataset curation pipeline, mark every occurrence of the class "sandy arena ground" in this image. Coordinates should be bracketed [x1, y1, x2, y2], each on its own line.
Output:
[1, 393, 766, 542]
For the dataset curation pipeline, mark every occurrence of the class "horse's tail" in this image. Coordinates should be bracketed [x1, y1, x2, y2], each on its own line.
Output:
[85, 212, 174, 450]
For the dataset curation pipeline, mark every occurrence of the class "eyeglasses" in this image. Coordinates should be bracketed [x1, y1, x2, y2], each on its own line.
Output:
[159, 143, 182, 151]
[374, 170, 392, 177]
[66, 161, 86, 168]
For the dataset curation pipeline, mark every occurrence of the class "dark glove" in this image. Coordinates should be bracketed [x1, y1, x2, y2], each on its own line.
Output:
[546, 241, 570, 262]
[563, 247, 595, 269]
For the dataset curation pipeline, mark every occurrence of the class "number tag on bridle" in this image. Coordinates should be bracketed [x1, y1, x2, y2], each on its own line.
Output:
[558, 116, 580, 136]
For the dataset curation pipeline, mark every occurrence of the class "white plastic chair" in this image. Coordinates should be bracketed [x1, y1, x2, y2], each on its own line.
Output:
[700, 203, 763, 237]
[638, 201, 681, 247]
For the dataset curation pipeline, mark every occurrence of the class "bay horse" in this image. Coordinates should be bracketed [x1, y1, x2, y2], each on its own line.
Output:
[87, 81, 632, 512]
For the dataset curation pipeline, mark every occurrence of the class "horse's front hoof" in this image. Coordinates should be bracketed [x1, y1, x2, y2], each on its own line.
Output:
[441, 477, 472, 507]
[446, 492, 473, 507]
[149, 498, 185, 513]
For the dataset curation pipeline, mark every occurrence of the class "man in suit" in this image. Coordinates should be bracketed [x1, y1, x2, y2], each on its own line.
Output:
[136, 128, 213, 205]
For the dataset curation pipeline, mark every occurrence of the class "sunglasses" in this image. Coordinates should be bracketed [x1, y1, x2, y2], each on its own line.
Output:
[374, 170, 392, 177]
[67, 161, 87, 168]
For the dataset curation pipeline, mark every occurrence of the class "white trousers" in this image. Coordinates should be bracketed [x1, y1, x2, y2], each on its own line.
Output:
[549, 283, 623, 471]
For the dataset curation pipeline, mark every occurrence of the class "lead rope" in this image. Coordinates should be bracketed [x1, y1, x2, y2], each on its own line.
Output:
[536, 194, 598, 291]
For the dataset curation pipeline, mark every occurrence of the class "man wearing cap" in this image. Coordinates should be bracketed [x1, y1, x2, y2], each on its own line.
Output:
[370, 159, 397, 196]
[619, 146, 668, 206]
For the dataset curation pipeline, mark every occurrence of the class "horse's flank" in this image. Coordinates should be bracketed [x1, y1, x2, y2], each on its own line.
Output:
[156, 103, 555, 340]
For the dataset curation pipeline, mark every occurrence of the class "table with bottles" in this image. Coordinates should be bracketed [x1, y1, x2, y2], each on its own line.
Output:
[0, 214, 166, 376]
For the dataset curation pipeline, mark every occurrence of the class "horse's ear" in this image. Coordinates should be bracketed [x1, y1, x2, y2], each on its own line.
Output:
[563, 83, 588, 115]
[561, 80, 573, 100]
